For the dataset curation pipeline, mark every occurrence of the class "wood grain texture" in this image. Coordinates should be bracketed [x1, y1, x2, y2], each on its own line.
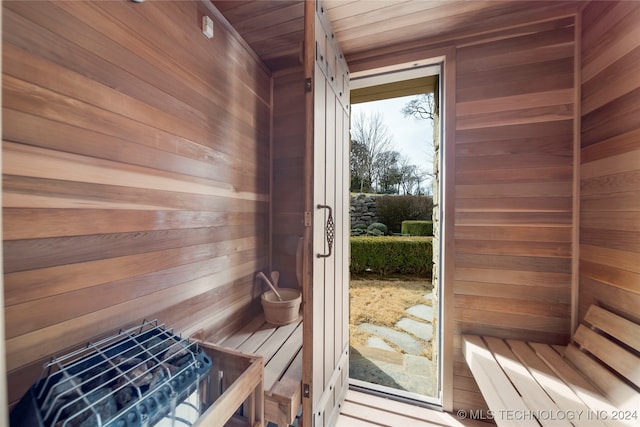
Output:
[271, 66, 306, 290]
[579, 0, 640, 348]
[452, 16, 577, 414]
[3, 0, 269, 404]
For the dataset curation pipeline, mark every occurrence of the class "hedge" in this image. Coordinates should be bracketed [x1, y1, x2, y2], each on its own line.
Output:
[375, 195, 433, 234]
[401, 220, 433, 236]
[350, 236, 432, 276]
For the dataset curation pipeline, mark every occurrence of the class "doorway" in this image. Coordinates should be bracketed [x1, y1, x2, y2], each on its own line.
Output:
[347, 63, 442, 406]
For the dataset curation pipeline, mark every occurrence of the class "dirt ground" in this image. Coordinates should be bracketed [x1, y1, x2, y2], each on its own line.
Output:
[349, 275, 433, 359]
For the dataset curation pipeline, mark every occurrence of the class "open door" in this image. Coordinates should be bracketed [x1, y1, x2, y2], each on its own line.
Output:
[302, 1, 350, 425]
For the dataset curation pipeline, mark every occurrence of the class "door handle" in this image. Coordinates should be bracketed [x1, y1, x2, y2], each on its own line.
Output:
[317, 204, 335, 258]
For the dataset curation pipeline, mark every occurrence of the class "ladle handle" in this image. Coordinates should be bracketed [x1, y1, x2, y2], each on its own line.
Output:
[258, 272, 283, 301]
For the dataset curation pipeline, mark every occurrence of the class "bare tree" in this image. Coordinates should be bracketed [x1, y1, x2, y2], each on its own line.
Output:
[401, 93, 437, 195]
[398, 156, 430, 195]
[350, 111, 393, 192]
[401, 93, 436, 120]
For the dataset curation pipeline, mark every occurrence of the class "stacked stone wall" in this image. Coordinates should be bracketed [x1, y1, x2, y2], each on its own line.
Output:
[350, 194, 379, 229]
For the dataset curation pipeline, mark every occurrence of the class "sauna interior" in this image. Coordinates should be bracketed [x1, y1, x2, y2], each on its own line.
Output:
[2, 0, 639, 425]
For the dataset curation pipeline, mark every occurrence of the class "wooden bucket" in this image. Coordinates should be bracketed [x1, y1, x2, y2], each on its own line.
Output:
[261, 288, 302, 326]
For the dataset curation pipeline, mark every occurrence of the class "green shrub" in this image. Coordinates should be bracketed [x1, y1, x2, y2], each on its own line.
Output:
[350, 236, 432, 276]
[367, 222, 388, 235]
[401, 220, 433, 236]
[353, 223, 367, 230]
[376, 195, 433, 233]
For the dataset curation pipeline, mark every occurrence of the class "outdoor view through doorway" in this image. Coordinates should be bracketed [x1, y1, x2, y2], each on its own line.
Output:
[348, 67, 441, 404]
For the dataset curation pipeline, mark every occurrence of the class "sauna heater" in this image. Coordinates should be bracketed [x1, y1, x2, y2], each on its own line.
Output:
[10, 321, 212, 427]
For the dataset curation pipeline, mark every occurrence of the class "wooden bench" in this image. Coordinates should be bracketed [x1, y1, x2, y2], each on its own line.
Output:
[218, 314, 303, 427]
[462, 305, 640, 427]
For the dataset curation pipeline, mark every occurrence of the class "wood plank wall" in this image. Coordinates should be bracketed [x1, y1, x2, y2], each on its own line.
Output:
[272, 66, 306, 289]
[452, 17, 576, 412]
[2, 0, 270, 405]
[579, 1, 640, 323]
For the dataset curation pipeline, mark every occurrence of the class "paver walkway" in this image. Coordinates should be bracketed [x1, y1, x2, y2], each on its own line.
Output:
[350, 292, 437, 397]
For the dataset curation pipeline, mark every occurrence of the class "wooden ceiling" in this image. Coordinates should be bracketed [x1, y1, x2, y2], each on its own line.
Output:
[212, 0, 580, 72]
[212, 1, 305, 71]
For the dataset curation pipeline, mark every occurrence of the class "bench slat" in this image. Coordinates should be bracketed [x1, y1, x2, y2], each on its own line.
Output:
[237, 323, 279, 354]
[270, 349, 302, 399]
[573, 325, 640, 388]
[530, 343, 627, 427]
[267, 349, 302, 426]
[506, 340, 606, 427]
[584, 306, 640, 352]
[485, 337, 572, 427]
[280, 347, 302, 385]
[221, 316, 304, 427]
[564, 344, 640, 412]
[219, 315, 266, 349]
[264, 323, 303, 391]
[464, 306, 639, 427]
[254, 316, 302, 364]
[462, 335, 538, 427]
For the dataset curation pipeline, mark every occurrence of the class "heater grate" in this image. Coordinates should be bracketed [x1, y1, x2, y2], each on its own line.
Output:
[10, 320, 212, 427]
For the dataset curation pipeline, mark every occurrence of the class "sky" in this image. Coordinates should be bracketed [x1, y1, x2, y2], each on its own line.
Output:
[351, 94, 434, 176]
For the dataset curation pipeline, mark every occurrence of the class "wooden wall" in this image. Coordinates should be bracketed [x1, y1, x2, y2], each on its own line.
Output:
[2, 0, 270, 405]
[579, 2, 640, 322]
[452, 17, 576, 412]
[343, 9, 580, 411]
[271, 66, 306, 289]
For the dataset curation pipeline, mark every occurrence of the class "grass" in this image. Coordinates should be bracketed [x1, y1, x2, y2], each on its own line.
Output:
[349, 274, 433, 359]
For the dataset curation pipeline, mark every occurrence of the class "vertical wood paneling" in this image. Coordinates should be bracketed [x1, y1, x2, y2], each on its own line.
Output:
[453, 17, 576, 413]
[579, 1, 640, 324]
[305, 3, 351, 424]
[3, 0, 270, 405]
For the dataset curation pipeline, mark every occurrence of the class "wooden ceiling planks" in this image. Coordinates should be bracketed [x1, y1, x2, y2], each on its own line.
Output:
[212, 0, 580, 72]
[212, 0, 304, 71]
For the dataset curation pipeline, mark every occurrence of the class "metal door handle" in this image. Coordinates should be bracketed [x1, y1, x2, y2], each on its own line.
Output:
[317, 204, 334, 258]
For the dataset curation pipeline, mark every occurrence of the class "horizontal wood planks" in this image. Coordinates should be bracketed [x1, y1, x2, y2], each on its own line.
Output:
[3, 0, 270, 406]
[453, 17, 577, 414]
[579, 1, 640, 323]
[212, 0, 305, 71]
[337, 389, 488, 427]
[271, 67, 306, 290]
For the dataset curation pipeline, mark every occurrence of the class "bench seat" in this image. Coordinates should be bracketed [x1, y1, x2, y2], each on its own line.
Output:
[219, 314, 303, 427]
[462, 305, 640, 427]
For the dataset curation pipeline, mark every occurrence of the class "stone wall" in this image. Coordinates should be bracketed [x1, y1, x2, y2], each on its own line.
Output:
[430, 106, 440, 381]
[350, 194, 378, 228]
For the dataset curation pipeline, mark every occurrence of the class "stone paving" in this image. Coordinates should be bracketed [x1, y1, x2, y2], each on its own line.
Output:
[350, 292, 437, 397]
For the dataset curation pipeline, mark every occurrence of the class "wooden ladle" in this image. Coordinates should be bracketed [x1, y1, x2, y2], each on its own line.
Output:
[257, 271, 283, 301]
[271, 271, 280, 288]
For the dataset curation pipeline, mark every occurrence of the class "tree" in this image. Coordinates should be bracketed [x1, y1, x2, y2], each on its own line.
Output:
[401, 92, 438, 196]
[397, 156, 430, 195]
[401, 93, 436, 121]
[350, 140, 371, 192]
[350, 111, 393, 193]
[374, 150, 402, 193]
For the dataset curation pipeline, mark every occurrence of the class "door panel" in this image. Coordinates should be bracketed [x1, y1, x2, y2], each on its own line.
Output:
[303, 1, 350, 425]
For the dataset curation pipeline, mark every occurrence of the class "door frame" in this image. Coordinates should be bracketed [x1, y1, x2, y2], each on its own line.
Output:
[341, 46, 456, 412]
[347, 62, 443, 408]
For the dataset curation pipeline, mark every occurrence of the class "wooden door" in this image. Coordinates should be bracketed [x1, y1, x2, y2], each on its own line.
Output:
[302, 1, 351, 425]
